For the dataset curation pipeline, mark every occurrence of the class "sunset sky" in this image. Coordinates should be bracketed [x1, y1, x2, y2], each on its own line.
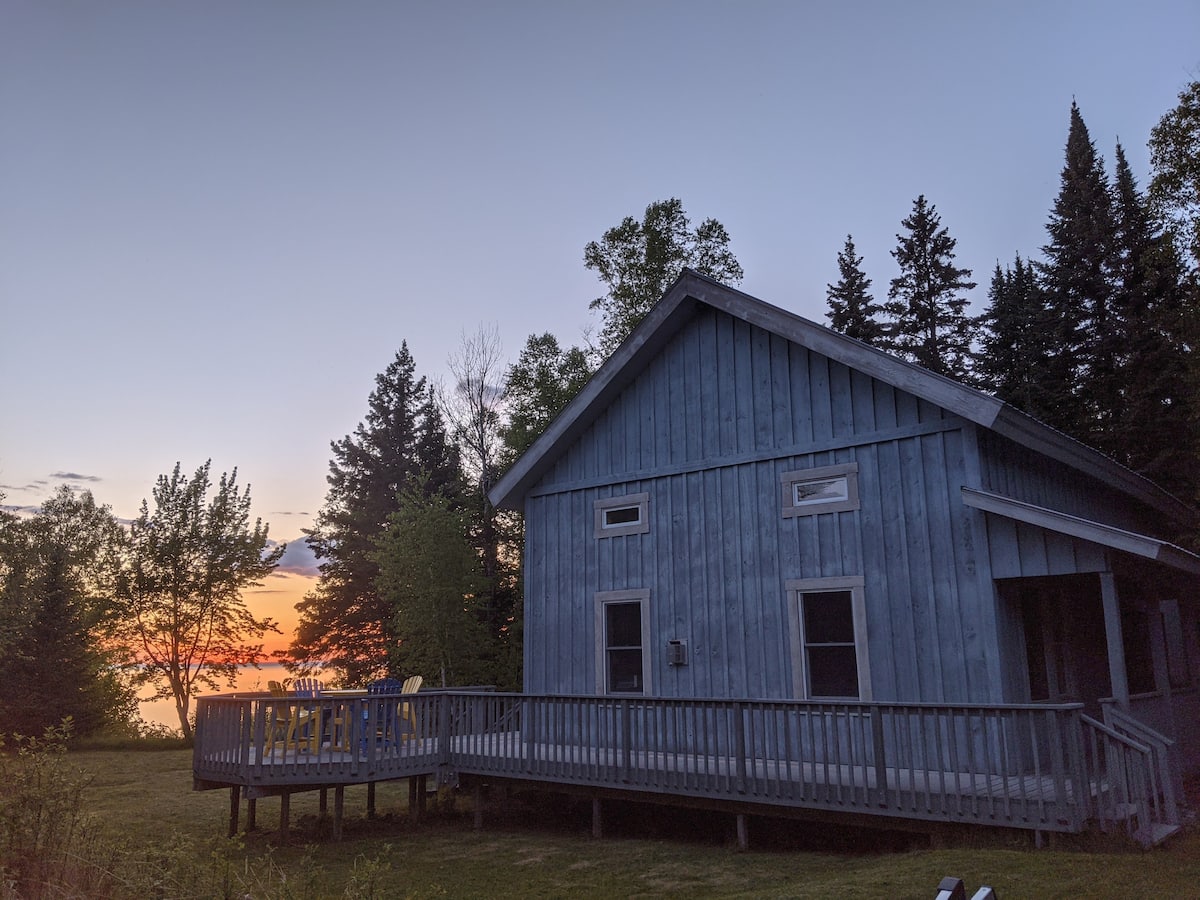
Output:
[3, 1, 1198, 657]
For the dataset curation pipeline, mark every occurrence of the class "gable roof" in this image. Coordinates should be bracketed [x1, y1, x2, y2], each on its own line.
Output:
[490, 270, 1195, 526]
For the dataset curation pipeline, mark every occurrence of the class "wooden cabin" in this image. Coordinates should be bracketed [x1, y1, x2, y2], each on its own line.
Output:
[192, 270, 1197, 847]
[488, 270, 1200, 774]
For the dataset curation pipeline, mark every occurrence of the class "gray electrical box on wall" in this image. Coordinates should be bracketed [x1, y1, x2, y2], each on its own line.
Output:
[667, 639, 688, 666]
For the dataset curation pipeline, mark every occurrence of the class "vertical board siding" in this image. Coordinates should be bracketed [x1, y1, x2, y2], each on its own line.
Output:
[522, 308, 998, 705]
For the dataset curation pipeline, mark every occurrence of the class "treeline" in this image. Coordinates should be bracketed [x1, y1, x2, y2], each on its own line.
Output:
[826, 94, 1199, 505]
[0, 462, 281, 741]
[291, 87, 1199, 691]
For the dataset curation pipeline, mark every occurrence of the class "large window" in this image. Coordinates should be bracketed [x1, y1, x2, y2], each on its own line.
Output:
[594, 492, 650, 538]
[786, 576, 870, 700]
[780, 462, 859, 518]
[595, 589, 651, 694]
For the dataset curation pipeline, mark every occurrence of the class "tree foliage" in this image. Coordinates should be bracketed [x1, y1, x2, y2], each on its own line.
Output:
[0, 487, 134, 737]
[584, 198, 743, 357]
[373, 482, 488, 687]
[499, 332, 593, 468]
[977, 255, 1057, 416]
[884, 195, 978, 379]
[114, 462, 281, 741]
[293, 343, 460, 685]
[1149, 79, 1200, 270]
[825, 234, 886, 346]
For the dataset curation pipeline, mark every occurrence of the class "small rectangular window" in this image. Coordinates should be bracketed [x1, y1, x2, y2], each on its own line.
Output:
[787, 576, 870, 700]
[594, 492, 650, 538]
[781, 463, 859, 517]
[595, 589, 651, 694]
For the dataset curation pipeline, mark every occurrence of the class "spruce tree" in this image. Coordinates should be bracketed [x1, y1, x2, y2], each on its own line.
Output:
[1036, 101, 1118, 441]
[1110, 142, 1199, 500]
[293, 343, 461, 684]
[826, 234, 886, 346]
[884, 195, 978, 380]
[977, 255, 1057, 417]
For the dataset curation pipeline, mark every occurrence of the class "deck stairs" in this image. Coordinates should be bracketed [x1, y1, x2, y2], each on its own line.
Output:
[1081, 710, 1182, 846]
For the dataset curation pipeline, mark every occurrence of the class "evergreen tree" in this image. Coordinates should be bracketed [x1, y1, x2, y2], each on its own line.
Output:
[977, 255, 1057, 416]
[884, 195, 978, 380]
[292, 343, 461, 685]
[1110, 142, 1199, 500]
[826, 234, 886, 346]
[584, 199, 743, 358]
[0, 487, 133, 737]
[1036, 101, 1118, 440]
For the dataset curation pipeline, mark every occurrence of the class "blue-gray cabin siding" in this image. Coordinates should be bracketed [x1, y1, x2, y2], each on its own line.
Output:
[522, 308, 1004, 707]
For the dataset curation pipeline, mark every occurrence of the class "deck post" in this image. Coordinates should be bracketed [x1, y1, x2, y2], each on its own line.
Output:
[592, 796, 603, 839]
[621, 699, 632, 782]
[733, 702, 747, 794]
[409, 776, 420, 822]
[735, 813, 749, 851]
[279, 792, 291, 844]
[319, 787, 328, 816]
[367, 782, 376, 819]
[247, 797, 257, 832]
[333, 786, 345, 841]
[1099, 571, 1130, 712]
[227, 786, 240, 837]
[473, 784, 484, 830]
[871, 704, 889, 808]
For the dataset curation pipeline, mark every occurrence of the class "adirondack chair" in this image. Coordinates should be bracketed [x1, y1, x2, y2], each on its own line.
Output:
[398, 674, 423, 738]
[266, 680, 317, 753]
[362, 678, 402, 750]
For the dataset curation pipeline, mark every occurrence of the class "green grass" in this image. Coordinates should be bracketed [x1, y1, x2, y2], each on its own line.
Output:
[63, 748, 1200, 898]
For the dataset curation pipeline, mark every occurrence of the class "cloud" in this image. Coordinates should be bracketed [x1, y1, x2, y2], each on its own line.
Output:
[270, 538, 321, 577]
[51, 471, 102, 482]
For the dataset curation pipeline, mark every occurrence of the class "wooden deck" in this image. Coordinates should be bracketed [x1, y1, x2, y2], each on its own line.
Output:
[193, 691, 1178, 844]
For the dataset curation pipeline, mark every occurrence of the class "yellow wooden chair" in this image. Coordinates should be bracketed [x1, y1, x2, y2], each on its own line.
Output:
[265, 679, 318, 753]
[398, 674, 423, 740]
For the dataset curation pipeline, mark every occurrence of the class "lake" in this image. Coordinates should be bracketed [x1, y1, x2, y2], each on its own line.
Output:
[137, 662, 294, 732]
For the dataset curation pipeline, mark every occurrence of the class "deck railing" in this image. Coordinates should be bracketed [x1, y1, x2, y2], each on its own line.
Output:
[194, 692, 1176, 839]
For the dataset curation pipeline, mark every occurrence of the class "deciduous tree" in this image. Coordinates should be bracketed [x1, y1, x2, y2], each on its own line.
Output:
[1149, 79, 1200, 271]
[499, 332, 593, 468]
[584, 198, 743, 357]
[115, 462, 281, 741]
[0, 487, 133, 737]
[374, 482, 487, 687]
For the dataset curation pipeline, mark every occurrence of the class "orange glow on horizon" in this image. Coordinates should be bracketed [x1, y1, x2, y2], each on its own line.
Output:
[245, 570, 313, 656]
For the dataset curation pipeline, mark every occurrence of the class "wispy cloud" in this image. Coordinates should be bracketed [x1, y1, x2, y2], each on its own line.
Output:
[51, 471, 102, 483]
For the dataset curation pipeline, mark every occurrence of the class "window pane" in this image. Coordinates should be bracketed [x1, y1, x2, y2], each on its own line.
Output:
[793, 476, 848, 506]
[807, 646, 859, 698]
[606, 602, 642, 648]
[608, 649, 644, 692]
[604, 506, 641, 527]
[803, 591, 855, 643]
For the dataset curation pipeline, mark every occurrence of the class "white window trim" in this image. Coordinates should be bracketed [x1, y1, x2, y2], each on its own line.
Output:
[594, 589, 652, 695]
[594, 492, 650, 538]
[780, 462, 860, 517]
[786, 576, 871, 700]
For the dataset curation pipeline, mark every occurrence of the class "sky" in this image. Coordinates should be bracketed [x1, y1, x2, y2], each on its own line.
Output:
[3, 1, 1198, 651]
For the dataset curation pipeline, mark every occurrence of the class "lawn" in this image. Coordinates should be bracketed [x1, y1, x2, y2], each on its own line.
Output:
[53, 748, 1200, 898]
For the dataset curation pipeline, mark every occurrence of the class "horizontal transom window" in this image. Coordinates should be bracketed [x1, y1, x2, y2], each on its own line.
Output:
[781, 462, 859, 517]
[594, 492, 650, 538]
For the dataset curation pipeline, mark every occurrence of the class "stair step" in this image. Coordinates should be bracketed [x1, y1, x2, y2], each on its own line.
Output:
[1135, 822, 1180, 847]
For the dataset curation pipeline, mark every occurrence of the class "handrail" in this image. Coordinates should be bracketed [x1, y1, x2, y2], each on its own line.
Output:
[196, 693, 1129, 838]
[1102, 707, 1180, 827]
[1079, 713, 1174, 844]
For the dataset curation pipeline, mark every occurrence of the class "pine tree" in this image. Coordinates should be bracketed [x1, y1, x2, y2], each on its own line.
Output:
[884, 195, 978, 380]
[1110, 142, 1199, 500]
[826, 235, 886, 346]
[1036, 101, 1118, 441]
[977, 255, 1057, 416]
[293, 343, 461, 685]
